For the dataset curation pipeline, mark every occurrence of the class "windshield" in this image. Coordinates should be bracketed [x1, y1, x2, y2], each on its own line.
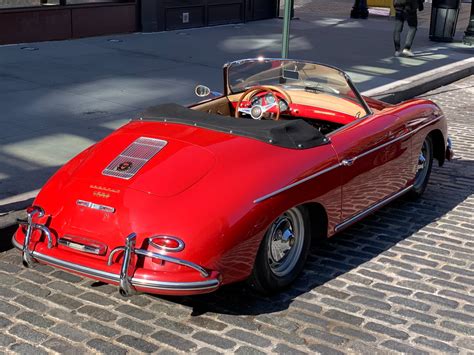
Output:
[226, 58, 370, 117]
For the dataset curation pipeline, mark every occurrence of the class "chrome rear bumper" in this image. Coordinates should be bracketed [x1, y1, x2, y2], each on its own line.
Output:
[14, 207, 220, 295]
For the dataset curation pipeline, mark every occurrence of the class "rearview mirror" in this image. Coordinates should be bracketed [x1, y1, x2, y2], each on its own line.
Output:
[195, 85, 211, 97]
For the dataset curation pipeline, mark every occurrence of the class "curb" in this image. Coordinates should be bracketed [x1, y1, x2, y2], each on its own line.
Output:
[362, 57, 474, 103]
[1, 58, 473, 229]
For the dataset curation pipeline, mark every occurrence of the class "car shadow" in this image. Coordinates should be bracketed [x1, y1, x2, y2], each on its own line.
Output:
[153, 157, 473, 316]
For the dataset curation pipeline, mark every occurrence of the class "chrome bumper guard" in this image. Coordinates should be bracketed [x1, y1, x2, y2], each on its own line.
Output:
[16, 209, 219, 296]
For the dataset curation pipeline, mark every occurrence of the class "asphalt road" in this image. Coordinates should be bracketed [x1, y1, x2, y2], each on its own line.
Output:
[0, 76, 473, 354]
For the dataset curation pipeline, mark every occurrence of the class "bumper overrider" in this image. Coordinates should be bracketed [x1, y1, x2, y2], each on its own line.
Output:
[14, 206, 221, 296]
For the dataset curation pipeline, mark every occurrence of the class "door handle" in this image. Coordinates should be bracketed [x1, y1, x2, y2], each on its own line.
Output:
[341, 158, 355, 166]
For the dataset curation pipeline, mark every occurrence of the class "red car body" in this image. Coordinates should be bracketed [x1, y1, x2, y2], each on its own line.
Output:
[13, 59, 452, 296]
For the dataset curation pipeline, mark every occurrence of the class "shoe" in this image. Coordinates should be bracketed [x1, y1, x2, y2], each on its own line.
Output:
[402, 49, 414, 57]
[395, 51, 401, 57]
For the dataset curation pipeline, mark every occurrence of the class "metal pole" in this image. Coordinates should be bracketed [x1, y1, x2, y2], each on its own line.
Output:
[281, 0, 292, 58]
[463, 0, 474, 45]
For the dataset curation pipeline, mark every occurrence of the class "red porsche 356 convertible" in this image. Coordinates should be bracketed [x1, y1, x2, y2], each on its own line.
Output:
[13, 58, 453, 296]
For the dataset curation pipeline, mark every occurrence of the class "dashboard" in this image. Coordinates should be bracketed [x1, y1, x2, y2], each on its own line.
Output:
[250, 92, 289, 112]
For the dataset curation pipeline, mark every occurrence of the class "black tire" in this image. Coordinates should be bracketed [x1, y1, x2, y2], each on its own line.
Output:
[248, 206, 311, 294]
[408, 135, 434, 199]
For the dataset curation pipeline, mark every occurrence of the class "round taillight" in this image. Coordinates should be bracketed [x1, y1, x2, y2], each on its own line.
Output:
[149, 236, 184, 252]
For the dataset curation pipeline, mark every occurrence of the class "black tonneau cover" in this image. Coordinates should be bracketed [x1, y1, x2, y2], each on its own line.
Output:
[140, 103, 328, 149]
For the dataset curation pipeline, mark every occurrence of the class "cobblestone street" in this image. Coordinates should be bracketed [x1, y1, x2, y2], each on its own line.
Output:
[0, 76, 473, 354]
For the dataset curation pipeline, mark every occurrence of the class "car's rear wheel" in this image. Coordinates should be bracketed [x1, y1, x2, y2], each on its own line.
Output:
[409, 135, 433, 198]
[248, 206, 311, 294]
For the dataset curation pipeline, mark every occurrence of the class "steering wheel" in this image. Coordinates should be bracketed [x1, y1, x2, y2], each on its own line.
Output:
[234, 86, 292, 121]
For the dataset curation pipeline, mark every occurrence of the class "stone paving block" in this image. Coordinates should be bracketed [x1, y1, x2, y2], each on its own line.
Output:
[226, 329, 272, 348]
[48, 307, 86, 324]
[348, 295, 392, 311]
[9, 343, 48, 355]
[8, 324, 49, 343]
[51, 323, 89, 342]
[394, 308, 437, 324]
[235, 345, 267, 355]
[80, 320, 120, 338]
[87, 338, 128, 354]
[189, 316, 229, 331]
[388, 296, 431, 311]
[273, 344, 306, 355]
[47, 293, 83, 310]
[77, 305, 117, 322]
[151, 330, 198, 352]
[195, 348, 222, 355]
[288, 310, 330, 328]
[42, 338, 88, 354]
[332, 326, 377, 343]
[116, 304, 156, 321]
[440, 321, 474, 336]
[381, 340, 429, 354]
[303, 327, 348, 346]
[309, 343, 345, 355]
[50, 270, 82, 283]
[439, 289, 474, 304]
[14, 295, 48, 313]
[155, 317, 194, 334]
[414, 336, 459, 353]
[192, 331, 236, 350]
[116, 334, 160, 353]
[409, 323, 456, 342]
[259, 325, 306, 346]
[413, 292, 459, 309]
[14, 281, 51, 298]
[17, 311, 55, 328]
[0, 299, 19, 315]
[116, 316, 154, 335]
[0, 334, 15, 347]
[47, 280, 83, 296]
[363, 309, 406, 325]
[364, 322, 409, 340]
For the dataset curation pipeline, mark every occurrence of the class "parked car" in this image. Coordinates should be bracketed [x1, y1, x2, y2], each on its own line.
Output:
[13, 58, 453, 296]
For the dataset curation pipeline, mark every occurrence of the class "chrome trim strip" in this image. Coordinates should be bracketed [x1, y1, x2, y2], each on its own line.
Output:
[77, 200, 115, 213]
[254, 116, 441, 203]
[12, 238, 219, 292]
[134, 249, 209, 278]
[334, 185, 413, 232]
[253, 162, 343, 203]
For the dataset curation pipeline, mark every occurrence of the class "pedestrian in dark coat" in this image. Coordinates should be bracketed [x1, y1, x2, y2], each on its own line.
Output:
[393, 0, 425, 57]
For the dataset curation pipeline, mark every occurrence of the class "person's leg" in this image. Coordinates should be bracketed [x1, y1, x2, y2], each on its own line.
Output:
[404, 10, 418, 52]
[393, 10, 405, 54]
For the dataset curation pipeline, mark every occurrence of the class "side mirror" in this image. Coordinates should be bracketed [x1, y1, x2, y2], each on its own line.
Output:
[195, 85, 211, 97]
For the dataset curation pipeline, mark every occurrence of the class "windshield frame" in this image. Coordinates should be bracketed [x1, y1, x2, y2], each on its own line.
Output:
[223, 58, 372, 118]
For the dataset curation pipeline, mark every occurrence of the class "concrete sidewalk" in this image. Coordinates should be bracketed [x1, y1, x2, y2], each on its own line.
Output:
[0, 0, 473, 218]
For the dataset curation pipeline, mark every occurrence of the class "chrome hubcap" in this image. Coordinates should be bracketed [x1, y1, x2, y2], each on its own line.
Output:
[414, 140, 430, 188]
[267, 208, 304, 277]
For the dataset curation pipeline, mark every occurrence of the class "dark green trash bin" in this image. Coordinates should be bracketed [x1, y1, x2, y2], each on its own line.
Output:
[429, 0, 461, 42]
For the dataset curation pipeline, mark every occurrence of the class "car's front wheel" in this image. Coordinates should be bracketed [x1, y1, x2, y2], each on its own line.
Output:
[409, 135, 434, 198]
[248, 206, 311, 294]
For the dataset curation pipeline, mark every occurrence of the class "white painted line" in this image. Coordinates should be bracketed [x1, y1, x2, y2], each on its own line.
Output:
[362, 57, 474, 97]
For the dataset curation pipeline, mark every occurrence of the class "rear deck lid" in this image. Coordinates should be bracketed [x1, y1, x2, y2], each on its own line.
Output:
[72, 134, 216, 197]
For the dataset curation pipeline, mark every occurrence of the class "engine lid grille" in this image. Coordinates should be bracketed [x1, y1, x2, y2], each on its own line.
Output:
[102, 137, 167, 180]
